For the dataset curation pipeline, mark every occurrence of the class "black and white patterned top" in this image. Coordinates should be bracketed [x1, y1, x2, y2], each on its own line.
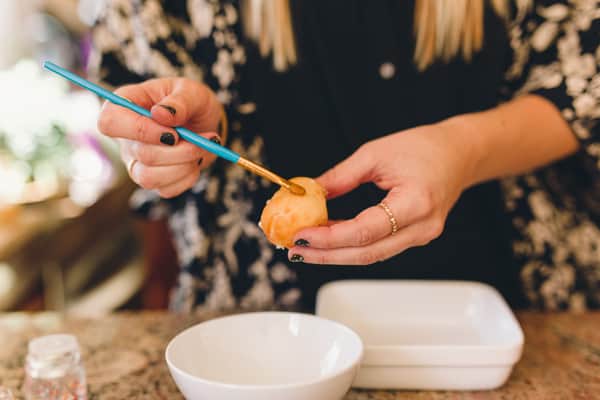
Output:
[90, 0, 600, 312]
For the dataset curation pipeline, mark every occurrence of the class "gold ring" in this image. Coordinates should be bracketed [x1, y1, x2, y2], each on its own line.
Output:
[127, 159, 138, 177]
[378, 201, 399, 235]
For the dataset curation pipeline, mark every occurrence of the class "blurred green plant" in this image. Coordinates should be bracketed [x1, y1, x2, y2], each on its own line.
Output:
[0, 59, 118, 205]
[0, 123, 71, 182]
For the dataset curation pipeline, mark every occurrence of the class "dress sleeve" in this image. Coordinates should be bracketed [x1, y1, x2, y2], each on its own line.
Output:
[504, 0, 600, 168]
[501, 1, 600, 310]
[88, 0, 247, 220]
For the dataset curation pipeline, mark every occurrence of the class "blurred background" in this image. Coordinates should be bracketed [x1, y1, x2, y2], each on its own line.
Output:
[0, 0, 172, 315]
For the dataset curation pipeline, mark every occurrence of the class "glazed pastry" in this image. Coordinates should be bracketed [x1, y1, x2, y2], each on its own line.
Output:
[259, 177, 328, 249]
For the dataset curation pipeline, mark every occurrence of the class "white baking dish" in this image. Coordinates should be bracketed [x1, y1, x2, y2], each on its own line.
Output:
[315, 280, 524, 390]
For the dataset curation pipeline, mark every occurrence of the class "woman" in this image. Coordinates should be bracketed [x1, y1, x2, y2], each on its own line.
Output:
[91, 0, 600, 312]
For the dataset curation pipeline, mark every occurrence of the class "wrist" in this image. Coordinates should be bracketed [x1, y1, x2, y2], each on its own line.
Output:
[435, 114, 487, 190]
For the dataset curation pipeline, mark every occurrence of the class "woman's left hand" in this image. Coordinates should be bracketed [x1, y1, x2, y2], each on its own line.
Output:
[289, 122, 477, 265]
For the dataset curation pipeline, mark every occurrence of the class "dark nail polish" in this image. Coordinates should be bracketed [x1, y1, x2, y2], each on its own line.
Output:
[295, 239, 310, 247]
[160, 132, 175, 146]
[197, 157, 204, 166]
[210, 136, 221, 146]
[290, 254, 304, 263]
[159, 105, 176, 115]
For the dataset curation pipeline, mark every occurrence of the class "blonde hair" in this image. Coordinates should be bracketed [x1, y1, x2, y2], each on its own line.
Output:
[241, 0, 531, 72]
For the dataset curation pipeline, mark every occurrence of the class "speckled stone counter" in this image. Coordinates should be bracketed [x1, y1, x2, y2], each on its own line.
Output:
[0, 311, 598, 399]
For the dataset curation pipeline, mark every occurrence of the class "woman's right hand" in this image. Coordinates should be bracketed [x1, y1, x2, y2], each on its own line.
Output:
[98, 78, 223, 198]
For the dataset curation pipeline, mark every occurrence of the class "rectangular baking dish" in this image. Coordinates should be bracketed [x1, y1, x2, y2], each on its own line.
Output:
[315, 280, 524, 390]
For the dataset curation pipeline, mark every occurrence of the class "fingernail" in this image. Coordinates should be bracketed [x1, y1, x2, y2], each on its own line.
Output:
[159, 104, 176, 115]
[160, 132, 175, 146]
[210, 136, 221, 146]
[290, 254, 304, 263]
[295, 239, 310, 247]
[197, 157, 204, 166]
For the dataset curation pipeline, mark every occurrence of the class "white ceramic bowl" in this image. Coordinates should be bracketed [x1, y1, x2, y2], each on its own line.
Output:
[165, 312, 363, 400]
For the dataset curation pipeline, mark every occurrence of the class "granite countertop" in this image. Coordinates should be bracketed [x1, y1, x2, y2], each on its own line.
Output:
[0, 311, 598, 399]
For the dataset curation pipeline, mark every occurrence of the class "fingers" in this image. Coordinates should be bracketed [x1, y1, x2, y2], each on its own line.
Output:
[288, 219, 443, 266]
[293, 189, 432, 249]
[128, 137, 218, 167]
[129, 160, 200, 190]
[113, 83, 157, 109]
[98, 78, 219, 145]
[316, 144, 375, 200]
[293, 206, 393, 249]
[149, 79, 219, 131]
[156, 169, 202, 198]
[98, 101, 179, 145]
[118, 133, 217, 198]
[287, 184, 445, 265]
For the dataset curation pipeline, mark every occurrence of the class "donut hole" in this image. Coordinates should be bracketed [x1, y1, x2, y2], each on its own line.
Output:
[259, 177, 328, 249]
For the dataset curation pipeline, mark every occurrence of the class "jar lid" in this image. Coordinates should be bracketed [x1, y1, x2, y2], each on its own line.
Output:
[28, 334, 80, 358]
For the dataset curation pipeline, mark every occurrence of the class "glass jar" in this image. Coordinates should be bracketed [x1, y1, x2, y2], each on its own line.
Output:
[23, 334, 87, 400]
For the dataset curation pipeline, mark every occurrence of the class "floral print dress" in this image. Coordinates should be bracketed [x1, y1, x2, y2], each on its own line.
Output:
[90, 0, 600, 312]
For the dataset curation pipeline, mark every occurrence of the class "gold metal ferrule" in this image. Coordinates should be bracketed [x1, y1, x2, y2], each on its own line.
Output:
[237, 157, 306, 195]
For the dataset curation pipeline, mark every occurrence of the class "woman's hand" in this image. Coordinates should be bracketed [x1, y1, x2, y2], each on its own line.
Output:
[287, 95, 579, 265]
[97, 78, 223, 198]
[288, 122, 478, 265]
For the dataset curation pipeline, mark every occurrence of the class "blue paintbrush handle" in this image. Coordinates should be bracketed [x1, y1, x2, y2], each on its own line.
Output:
[43, 61, 240, 163]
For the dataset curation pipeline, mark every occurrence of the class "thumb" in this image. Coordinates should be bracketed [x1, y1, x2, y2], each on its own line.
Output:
[149, 79, 219, 131]
[316, 146, 374, 200]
